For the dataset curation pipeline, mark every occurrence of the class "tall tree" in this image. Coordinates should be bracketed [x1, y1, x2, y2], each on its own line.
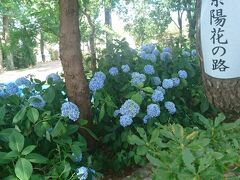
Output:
[196, 0, 240, 118]
[59, 0, 93, 145]
[2, 16, 14, 70]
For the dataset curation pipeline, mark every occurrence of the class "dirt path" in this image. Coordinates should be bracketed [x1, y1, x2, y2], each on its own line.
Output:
[0, 61, 63, 83]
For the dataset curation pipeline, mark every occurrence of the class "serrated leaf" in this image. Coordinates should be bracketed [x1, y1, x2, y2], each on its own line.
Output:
[99, 104, 105, 121]
[131, 93, 142, 105]
[128, 135, 145, 145]
[51, 120, 66, 138]
[142, 87, 153, 93]
[214, 113, 225, 127]
[146, 153, 161, 167]
[182, 148, 196, 173]
[26, 153, 48, 164]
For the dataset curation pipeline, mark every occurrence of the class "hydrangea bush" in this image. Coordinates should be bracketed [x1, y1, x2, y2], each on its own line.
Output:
[0, 75, 97, 179]
[89, 40, 215, 171]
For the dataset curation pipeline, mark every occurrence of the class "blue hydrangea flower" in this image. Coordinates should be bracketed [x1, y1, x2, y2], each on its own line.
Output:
[113, 109, 120, 117]
[191, 49, 197, 57]
[162, 47, 171, 53]
[94, 71, 106, 81]
[182, 51, 191, 57]
[109, 67, 119, 76]
[151, 90, 164, 103]
[160, 52, 172, 61]
[139, 51, 147, 59]
[141, 44, 155, 53]
[89, 77, 104, 92]
[6, 82, 19, 95]
[153, 49, 160, 56]
[131, 72, 146, 86]
[144, 65, 155, 75]
[143, 115, 150, 124]
[46, 73, 61, 83]
[156, 86, 166, 95]
[148, 54, 157, 63]
[0, 90, 5, 97]
[120, 115, 133, 127]
[76, 166, 88, 180]
[15, 77, 31, 87]
[152, 77, 161, 86]
[72, 153, 83, 163]
[162, 79, 174, 89]
[165, 101, 176, 114]
[61, 102, 80, 121]
[147, 104, 160, 118]
[121, 64, 130, 73]
[172, 77, 180, 87]
[28, 95, 46, 108]
[178, 70, 188, 79]
[120, 99, 140, 118]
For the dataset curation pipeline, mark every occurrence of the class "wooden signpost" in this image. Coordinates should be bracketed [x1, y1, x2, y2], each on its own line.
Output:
[197, 0, 240, 116]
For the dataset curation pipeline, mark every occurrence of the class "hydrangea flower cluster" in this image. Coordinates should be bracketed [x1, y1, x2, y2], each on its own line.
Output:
[131, 72, 146, 86]
[61, 102, 80, 121]
[172, 77, 180, 87]
[120, 99, 140, 118]
[191, 49, 197, 57]
[113, 109, 120, 117]
[151, 89, 164, 103]
[144, 64, 155, 75]
[109, 67, 119, 76]
[163, 47, 171, 53]
[89, 71, 106, 92]
[143, 115, 150, 124]
[6, 82, 19, 95]
[120, 115, 133, 127]
[156, 86, 166, 95]
[178, 70, 188, 79]
[147, 104, 160, 118]
[46, 73, 61, 83]
[121, 64, 130, 73]
[152, 76, 161, 86]
[139, 44, 159, 63]
[162, 79, 174, 89]
[15, 77, 31, 87]
[119, 99, 140, 127]
[164, 101, 176, 114]
[28, 95, 46, 108]
[182, 51, 191, 57]
[76, 167, 95, 180]
[160, 51, 172, 61]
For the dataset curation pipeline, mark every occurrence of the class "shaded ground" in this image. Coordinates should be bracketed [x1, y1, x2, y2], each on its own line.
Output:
[0, 61, 63, 83]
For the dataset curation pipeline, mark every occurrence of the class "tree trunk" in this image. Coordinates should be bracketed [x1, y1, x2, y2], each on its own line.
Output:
[40, 32, 46, 62]
[59, 0, 94, 146]
[196, 0, 240, 118]
[84, 12, 97, 73]
[3, 16, 14, 70]
[104, 7, 112, 49]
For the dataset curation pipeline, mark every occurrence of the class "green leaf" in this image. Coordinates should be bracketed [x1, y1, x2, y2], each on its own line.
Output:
[136, 127, 147, 141]
[128, 135, 145, 145]
[80, 127, 99, 141]
[182, 148, 196, 173]
[146, 153, 161, 167]
[214, 113, 225, 127]
[131, 93, 142, 105]
[15, 158, 33, 180]
[194, 113, 212, 129]
[79, 119, 88, 126]
[9, 132, 24, 152]
[27, 108, 39, 124]
[142, 87, 153, 93]
[51, 120, 66, 138]
[136, 146, 148, 156]
[99, 104, 105, 121]
[26, 153, 48, 164]
[13, 107, 27, 123]
[43, 87, 55, 103]
[21, 145, 36, 156]
[200, 99, 209, 113]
